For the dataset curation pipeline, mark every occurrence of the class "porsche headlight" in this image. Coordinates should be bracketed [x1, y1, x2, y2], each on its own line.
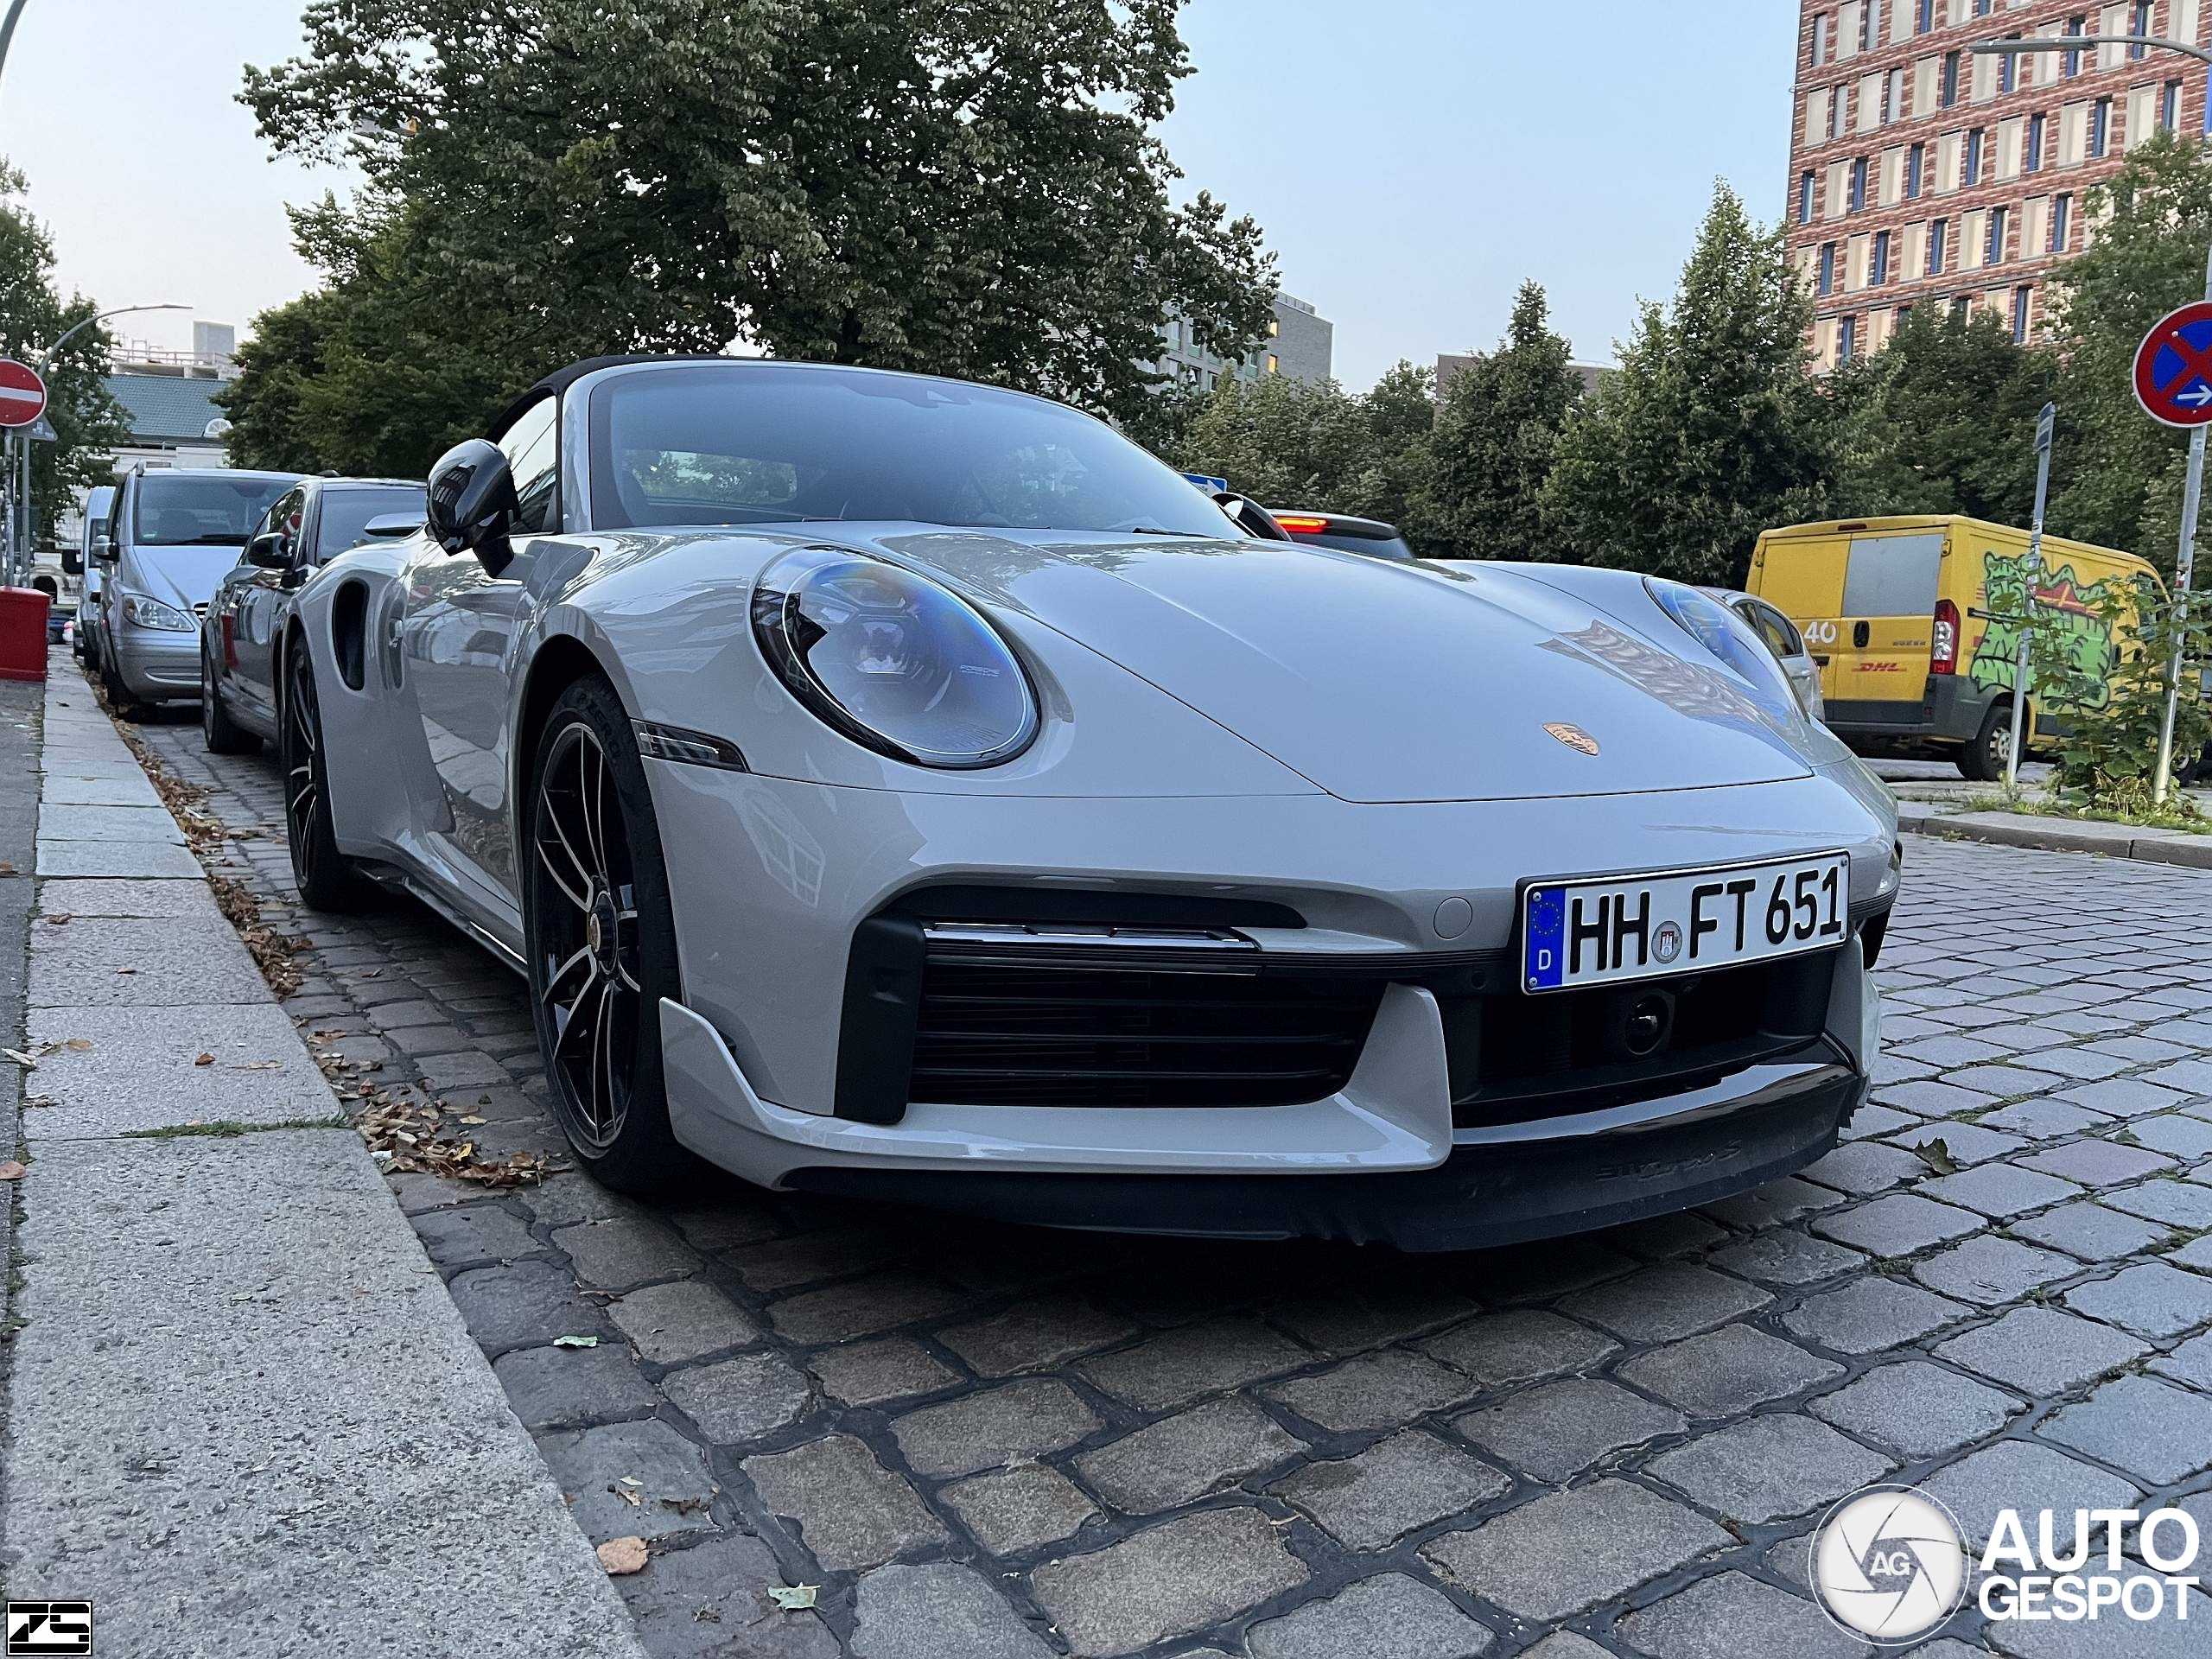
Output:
[751, 548, 1038, 768]
[120, 593, 194, 632]
[1644, 579, 1806, 734]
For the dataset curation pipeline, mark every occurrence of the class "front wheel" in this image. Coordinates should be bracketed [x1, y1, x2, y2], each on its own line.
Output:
[524, 677, 705, 1195]
[280, 643, 372, 911]
[1957, 699, 2015, 782]
[201, 647, 261, 755]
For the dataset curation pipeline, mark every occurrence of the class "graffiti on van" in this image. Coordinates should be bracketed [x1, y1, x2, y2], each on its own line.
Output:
[1968, 550, 2138, 712]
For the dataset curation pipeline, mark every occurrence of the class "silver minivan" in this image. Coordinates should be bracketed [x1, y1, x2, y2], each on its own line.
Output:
[92, 467, 298, 710]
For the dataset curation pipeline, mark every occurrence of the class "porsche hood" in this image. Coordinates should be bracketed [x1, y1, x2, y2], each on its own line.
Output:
[842, 530, 1817, 804]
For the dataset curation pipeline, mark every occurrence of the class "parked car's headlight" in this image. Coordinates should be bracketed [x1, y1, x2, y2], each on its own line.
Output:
[119, 593, 194, 632]
[1643, 579, 1807, 735]
[751, 548, 1038, 767]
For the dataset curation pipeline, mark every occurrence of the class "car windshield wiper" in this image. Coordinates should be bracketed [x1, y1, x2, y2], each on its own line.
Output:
[1122, 526, 1211, 537]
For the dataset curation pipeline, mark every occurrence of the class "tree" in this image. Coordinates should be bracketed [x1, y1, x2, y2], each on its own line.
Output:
[1423, 283, 1583, 561]
[1828, 304, 2057, 525]
[0, 161, 126, 543]
[1178, 373, 1377, 508]
[1543, 184, 1833, 587]
[238, 0, 1276, 451]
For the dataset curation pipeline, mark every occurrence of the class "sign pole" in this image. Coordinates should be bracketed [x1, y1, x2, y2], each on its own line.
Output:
[2007, 401, 2058, 791]
[2152, 235, 2212, 804]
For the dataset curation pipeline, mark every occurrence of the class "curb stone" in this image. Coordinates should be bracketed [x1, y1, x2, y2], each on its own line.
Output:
[1897, 806, 2212, 868]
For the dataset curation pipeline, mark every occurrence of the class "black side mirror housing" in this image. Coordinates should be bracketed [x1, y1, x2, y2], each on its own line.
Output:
[245, 531, 289, 570]
[425, 438, 519, 577]
[1211, 491, 1292, 542]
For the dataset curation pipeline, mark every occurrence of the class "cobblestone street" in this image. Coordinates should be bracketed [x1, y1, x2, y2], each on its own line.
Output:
[126, 702, 2212, 1658]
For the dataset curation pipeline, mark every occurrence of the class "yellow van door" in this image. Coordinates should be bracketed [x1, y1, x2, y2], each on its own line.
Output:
[1831, 531, 1946, 715]
[1751, 537, 1848, 702]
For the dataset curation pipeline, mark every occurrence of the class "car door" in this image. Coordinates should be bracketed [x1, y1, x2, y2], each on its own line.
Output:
[1742, 596, 1822, 719]
[226, 486, 306, 727]
[400, 395, 563, 912]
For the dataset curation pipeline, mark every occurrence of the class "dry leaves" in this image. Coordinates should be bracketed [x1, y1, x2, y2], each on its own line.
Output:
[208, 874, 306, 1000]
[42, 912, 69, 925]
[0, 1161, 25, 1181]
[194, 1052, 214, 1067]
[6, 1039, 92, 1070]
[596, 1536, 648, 1576]
[352, 1086, 558, 1188]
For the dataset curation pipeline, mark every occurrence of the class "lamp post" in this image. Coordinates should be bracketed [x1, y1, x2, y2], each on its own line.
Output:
[1974, 32, 2212, 802]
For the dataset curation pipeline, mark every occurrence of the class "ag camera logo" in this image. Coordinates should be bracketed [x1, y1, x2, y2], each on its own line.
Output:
[1812, 1485, 1968, 1643]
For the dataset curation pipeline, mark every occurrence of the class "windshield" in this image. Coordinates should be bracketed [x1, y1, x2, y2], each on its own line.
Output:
[588, 364, 1237, 537]
[134, 474, 296, 547]
[316, 486, 425, 560]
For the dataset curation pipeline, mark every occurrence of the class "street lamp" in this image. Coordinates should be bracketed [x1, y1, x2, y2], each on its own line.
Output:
[1974, 32, 2212, 802]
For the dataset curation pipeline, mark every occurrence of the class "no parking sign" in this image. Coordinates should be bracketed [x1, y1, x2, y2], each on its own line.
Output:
[2133, 302, 2212, 428]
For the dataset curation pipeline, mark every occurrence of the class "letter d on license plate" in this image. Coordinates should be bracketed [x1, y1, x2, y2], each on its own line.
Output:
[1522, 852, 1850, 993]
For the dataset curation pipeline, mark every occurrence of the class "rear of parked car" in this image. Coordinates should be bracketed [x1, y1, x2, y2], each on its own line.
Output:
[1269, 510, 1417, 562]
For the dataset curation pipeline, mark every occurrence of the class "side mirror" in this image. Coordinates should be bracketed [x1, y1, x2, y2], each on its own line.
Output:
[360, 512, 424, 539]
[425, 438, 518, 577]
[245, 531, 289, 569]
[61, 543, 80, 576]
[1211, 491, 1292, 543]
[91, 533, 117, 564]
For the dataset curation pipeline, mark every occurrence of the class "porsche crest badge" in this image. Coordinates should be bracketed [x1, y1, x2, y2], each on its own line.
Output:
[1543, 722, 1599, 756]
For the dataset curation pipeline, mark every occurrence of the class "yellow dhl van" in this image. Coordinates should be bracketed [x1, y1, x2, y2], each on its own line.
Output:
[1748, 515, 2161, 780]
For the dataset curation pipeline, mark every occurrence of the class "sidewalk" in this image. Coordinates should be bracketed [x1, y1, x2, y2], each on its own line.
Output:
[0, 664, 646, 1658]
[1896, 801, 2212, 868]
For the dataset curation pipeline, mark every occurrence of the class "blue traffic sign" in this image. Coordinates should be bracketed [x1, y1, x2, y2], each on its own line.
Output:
[2133, 302, 2212, 429]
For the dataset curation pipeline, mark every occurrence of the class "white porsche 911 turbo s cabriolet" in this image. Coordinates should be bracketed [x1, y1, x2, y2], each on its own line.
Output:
[277, 354, 1898, 1250]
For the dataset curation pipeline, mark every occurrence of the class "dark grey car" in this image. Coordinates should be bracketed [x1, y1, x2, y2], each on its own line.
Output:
[200, 477, 423, 753]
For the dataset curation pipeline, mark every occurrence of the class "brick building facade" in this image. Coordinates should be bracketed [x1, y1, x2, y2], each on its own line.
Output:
[1789, 0, 2206, 369]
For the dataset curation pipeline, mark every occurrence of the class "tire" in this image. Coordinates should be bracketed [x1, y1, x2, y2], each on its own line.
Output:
[201, 646, 261, 755]
[98, 651, 143, 721]
[523, 677, 706, 1196]
[280, 640, 372, 911]
[1956, 699, 2015, 782]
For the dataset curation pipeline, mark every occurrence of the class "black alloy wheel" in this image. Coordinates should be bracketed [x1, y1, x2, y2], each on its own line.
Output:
[201, 645, 261, 754]
[1956, 698, 2014, 783]
[282, 643, 371, 910]
[524, 678, 700, 1192]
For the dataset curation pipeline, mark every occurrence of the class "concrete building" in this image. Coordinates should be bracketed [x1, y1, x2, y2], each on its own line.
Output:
[1159, 291, 1333, 390]
[1789, 0, 2203, 369]
[1434, 355, 1609, 399]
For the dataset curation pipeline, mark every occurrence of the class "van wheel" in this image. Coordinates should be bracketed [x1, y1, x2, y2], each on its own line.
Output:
[1957, 700, 2014, 782]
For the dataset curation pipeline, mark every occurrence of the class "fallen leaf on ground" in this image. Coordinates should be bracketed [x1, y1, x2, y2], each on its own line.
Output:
[596, 1537, 648, 1575]
[114, 966, 136, 975]
[42, 913, 69, 925]
[1907, 1137, 1960, 1176]
[0, 1161, 25, 1181]
[63, 1039, 90, 1051]
[766, 1585, 818, 1611]
[0, 860, 16, 876]
[238, 1059, 282, 1071]
[2, 1049, 35, 1069]
[193, 1052, 214, 1066]
[551, 1334, 598, 1349]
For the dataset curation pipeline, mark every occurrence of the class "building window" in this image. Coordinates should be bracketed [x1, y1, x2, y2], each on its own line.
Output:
[1986, 205, 2008, 265]
[1861, 0, 1879, 52]
[2064, 15, 2085, 78]
[1973, 0, 1993, 14]
[1907, 143, 1926, 199]
[2164, 80, 2183, 132]
[1999, 38, 2019, 95]
[1873, 230, 1892, 286]
[1963, 130, 1983, 188]
[2013, 285, 2033, 341]
[1820, 243, 1839, 296]
[2090, 98, 2111, 158]
[2026, 112, 2046, 172]
[1831, 86, 1847, 140]
[1928, 218, 1948, 275]
[1839, 315, 1859, 362]
[2050, 193, 2071, 251]
[1916, 0, 1935, 31]
[2130, 3, 2152, 60]
[1799, 171, 1818, 223]
[1267, 354, 1279, 374]
[1942, 51, 1961, 109]
[1811, 12, 1830, 66]
[1887, 67, 1905, 124]
[1850, 157, 1870, 212]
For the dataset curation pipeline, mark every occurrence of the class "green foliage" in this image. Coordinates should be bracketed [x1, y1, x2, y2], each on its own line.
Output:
[1829, 306, 2057, 524]
[1542, 184, 1833, 585]
[234, 0, 1275, 466]
[1423, 282, 1582, 561]
[2024, 573, 2212, 808]
[1175, 366, 1435, 536]
[0, 161, 127, 543]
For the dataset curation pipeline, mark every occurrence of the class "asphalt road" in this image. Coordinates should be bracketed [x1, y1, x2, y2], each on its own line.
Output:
[121, 702, 2212, 1659]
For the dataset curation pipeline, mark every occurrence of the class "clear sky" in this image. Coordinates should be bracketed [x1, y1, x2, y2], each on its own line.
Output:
[0, 0, 1796, 389]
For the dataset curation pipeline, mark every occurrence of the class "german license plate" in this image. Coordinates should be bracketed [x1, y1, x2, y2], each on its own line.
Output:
[1521, 851, 1850, 993]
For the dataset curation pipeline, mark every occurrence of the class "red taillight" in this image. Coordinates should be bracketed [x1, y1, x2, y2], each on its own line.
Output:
[1272, 515, 1331, 535]
[1931, 598, 1960, 675]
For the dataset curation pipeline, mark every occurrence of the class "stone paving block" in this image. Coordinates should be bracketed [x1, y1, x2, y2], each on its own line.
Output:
[891, 1378, 1103, 1479]
[724, 1230, 899, 1291]
[36, 874, 219, 917]
[1454, 1377, 1684, 1484]
[1911, 1236, 2077, 1305]
[606, 1279, 759, 1363]
[1077, 1317, 1312, 1410]
[1557, 1262, 1770, 1344]
[1518, 1639, 1612, 1659]
[1916, 1163, 2082, 1219]
[1272, 1429, 1509, 1549]
[1645, 1414, 1890, 1524]
[22, 1001, 340, 1138]
[1417, 1308, 1618, 1387]
[1075, 1397, 1302, 1514]
[1421, 1478, 1729, 1623]
[2101, 1179, 2212, 1227]
[1893, 1033, 2012, 1068]
[1981, 1099, 2112, 1140]
[35, 836, 201, 878]
[1809, 1360, 2023, 1459]
[493, 1342, 660, 1429]
[2039, 1374, 2212, 1484]
[1901, 1122, 2027, 1166]
[1810, 1193, 1983, 1257]
[552, 1216, 702, 1291]
[1624, 1571, 1868, 1659]
[1245, 1574, 1495, 1659]
[2056, 1077, 2194, 1120]
[664, 1351, 811, 1445]
[1617, 1325, 1843, 1416]
[1799, 1139, 1930, 1197]
[940, 1465, 1098, 1556]
[619, 1532, 839, 1659]
[447, 1259, 607, 1353]
[1029, 1507, 1310, 1658]
[1872, 1078, 1999, 1119]
[1991, 1588, 2212, 1656]
[1943, 1064, 2067, 1097]
[410, 1203, 539, 1265]
[810, 1338, 960, 1408]
[2151, 1331, 2212, 1391]
[37, 772, 162, 807]
[2140, 1057, 2212, 1098]
[658, 1198, 783, 1252]
[768, 1274, 971, 1343]
[2032, 1046, 2137, 1081]
[936, 1300, 1138, 1376]
[743, 1434, 948, 1572]
[2065, 1262, 2212, 1338]
[415, 1050, 514, 1088]
[1699, 1174, 1849, 1230]
[849, 1563, 1052, 1659]
[539, 1417, 718, 1544]
[1268, 1283, 1478, 1354]
[1922, 1440, 2140, 1551]
[1707, 1230, 1867, 1286]
[1609, 1211, 1731, 1259]
[2131, 1113, 2212, 1161]
[1265, 1350, 1477, 1433]
[1840, 1103, 1921, 1141]
[31, 913, 272, 1007]
[1936, 1305, 2150, 1395]
[2008, 1200, 2172, 1262]
[2022, 1139, 2177, 1189]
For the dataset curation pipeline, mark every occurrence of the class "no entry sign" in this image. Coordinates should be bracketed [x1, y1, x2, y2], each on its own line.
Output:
[2134, 302, 2212, 429]
[0, 359, 45, 429]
